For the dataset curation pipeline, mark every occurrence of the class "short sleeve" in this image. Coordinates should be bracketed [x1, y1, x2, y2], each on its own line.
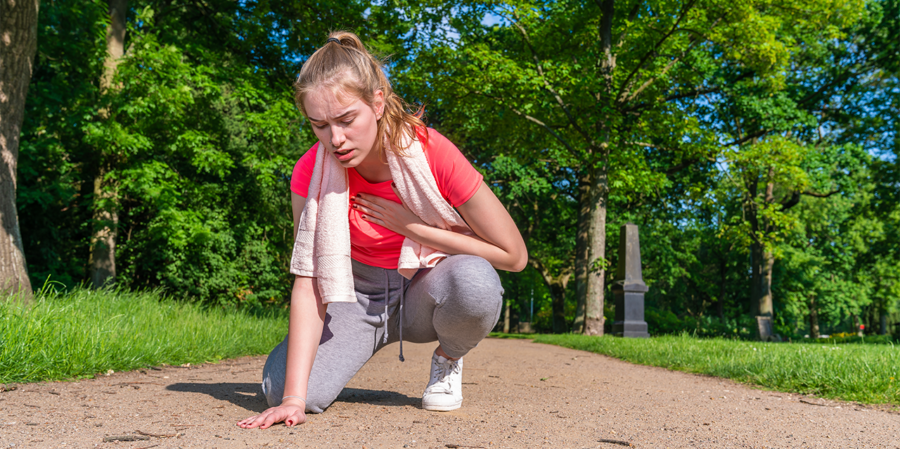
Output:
[423, 128, 484, 207]
[290, 142, 320, 197]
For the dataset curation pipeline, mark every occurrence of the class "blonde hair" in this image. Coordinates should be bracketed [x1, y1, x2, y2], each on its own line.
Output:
[294, 31, 426, 157]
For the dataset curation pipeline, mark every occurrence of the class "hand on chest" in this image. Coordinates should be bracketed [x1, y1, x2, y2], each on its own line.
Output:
[348, 168, 403, 240]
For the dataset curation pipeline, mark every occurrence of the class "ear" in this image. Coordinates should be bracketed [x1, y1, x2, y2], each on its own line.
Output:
[373, 90, 385, 119]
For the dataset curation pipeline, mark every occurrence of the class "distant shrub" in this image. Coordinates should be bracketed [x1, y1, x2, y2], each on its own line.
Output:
[799, 334, 896, 345]
[645, 307, 753, 339]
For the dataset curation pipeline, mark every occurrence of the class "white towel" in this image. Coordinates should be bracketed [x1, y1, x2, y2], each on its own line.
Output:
[290, 133, 473, 303]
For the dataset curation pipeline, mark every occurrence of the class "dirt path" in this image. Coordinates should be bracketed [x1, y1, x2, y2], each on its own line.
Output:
[1, 338, 898, 448]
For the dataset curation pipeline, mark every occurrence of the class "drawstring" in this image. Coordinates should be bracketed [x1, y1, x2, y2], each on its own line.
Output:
[382, 270, 390, 344]
[399, 276, 405, 362]
[381, 270, 405, 362]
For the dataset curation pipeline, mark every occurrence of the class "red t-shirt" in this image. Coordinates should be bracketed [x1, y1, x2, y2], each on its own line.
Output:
[290, 128, 483, 269]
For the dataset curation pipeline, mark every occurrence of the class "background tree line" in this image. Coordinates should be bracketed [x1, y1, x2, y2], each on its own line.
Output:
[2, 0, 898, 339]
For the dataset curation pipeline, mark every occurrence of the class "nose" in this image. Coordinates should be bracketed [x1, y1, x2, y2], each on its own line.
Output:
[330, 125, 346, 149]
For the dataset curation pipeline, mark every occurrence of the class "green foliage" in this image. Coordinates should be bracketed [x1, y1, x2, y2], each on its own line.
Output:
[0, 285, 288, 384]
[15, 0, 900, 342]
[96, 16, 306, 305]
[645, 308, 754, 339]
[399, 0, 885, 337]
[534, 333, 900, 405]
[18, 0, 401, 306]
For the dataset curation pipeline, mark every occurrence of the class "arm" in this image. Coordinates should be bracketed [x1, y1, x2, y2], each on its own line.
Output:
[353, 182, 528, 272]
[238, 194, 326, 429]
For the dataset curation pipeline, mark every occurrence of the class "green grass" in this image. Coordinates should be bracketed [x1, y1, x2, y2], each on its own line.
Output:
[0, 287, 288, 384]
[487, 332, 534, 339]
[492, 333, 900, 405]
[798, 334, 896, 345]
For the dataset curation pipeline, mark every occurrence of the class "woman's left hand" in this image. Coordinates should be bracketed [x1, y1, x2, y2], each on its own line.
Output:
[352, 186, 427, 238]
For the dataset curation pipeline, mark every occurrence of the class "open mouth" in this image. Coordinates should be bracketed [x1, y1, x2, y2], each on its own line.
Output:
[334, 148, 355, 161]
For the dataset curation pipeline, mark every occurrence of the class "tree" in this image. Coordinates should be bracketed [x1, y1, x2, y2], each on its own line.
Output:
[405, 0, 860, 334]
[90, 0, 128, 288]
[0, 0, 39, 300]
[717, 139, 862, 318]
[774, 166, 874, 337]
[704, 0, 891, 323]
[491, 154, 578, 332]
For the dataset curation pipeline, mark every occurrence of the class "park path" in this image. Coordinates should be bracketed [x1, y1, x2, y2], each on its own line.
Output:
[1, 338, 898, 449]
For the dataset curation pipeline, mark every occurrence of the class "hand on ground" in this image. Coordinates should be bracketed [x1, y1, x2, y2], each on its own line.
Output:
[236, 402, 306, 429]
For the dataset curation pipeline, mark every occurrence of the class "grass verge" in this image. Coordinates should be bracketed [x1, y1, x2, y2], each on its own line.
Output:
[491, 333, 900, 405]
[0, 287, 287, 384]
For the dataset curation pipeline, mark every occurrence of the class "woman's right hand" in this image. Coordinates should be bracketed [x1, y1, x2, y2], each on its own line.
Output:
[236, 399, 307, 429]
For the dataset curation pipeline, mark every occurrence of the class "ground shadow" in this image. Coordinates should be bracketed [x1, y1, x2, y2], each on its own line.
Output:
[334, 388, 420, 408]
[165, 383, 419, 412]
[166, 382, 268, 413]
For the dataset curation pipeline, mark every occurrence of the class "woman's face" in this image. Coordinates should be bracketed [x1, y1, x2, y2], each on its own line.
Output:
[304, 87, 384, 169]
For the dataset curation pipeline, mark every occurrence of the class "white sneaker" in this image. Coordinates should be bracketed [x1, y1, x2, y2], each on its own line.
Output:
[422, 352, 463, 411]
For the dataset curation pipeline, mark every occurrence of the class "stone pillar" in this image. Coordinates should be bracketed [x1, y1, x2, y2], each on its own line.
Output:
[611, 223, 649, 338]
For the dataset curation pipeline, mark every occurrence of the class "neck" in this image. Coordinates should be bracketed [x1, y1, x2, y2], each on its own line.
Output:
[353, 149, 392, 183]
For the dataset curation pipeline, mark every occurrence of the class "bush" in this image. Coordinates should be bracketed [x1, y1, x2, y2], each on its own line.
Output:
[645, 307, 753, 339]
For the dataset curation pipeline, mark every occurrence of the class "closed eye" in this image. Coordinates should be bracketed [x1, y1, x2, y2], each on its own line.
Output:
[313, 119, 354, 129]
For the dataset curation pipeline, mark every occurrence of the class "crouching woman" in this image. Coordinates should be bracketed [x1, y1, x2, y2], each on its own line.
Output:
[238, 31, 527, 429]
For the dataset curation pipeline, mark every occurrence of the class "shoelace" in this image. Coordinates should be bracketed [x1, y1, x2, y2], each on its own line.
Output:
[382, 270, 405, 362]
[427, 358, 460, 394]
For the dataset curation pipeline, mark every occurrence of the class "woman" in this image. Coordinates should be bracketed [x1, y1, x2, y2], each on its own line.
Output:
[238, 31, 527, 430]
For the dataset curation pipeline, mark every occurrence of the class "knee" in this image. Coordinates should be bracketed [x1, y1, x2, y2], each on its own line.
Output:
[261, 338, 335, 413]
[262, 374, 282, 408]
[261, 340, 287, 408]
[263, 372, 332, 413]
[262, 386, 330, 413]
[439, 255, 503, 311]
[304, 394, 332, 414]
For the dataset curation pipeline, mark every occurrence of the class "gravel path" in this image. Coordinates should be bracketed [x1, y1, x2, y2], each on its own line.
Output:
[1, 338, 898, 448]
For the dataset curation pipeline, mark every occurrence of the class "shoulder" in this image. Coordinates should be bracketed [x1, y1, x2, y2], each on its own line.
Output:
[291, 142, 320, 197]
[419, 128, 483, 207]
[421, 128, 454, 156]
[296, 142, 319, 168]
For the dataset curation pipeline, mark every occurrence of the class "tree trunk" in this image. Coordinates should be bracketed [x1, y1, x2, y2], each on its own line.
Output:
[90, 175, 117, 287]
[749, 240, 774, 317]
[746, 170, 776, 319]
[808, 296, 819, 339]
[102, 0, 127, 91]
[880, 309, 888, 336]
[550, 281, 567, 333]
[584, 158, 609, 336]
[717, 258, 726, 320]
[572, 171, 591, 334]
[582, 0, 615, 336]
[90, 0, 127, 288]
[0, 0, 39, 302]
[532, 260, 571, 334]
[761, 248, 774, 316]
[503, 299, 511, 333]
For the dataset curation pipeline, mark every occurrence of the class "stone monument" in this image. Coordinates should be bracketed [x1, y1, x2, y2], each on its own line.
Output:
[611, 223, 650, 338]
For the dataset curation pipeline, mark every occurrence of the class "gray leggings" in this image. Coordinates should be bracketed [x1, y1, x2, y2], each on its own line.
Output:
[261, 255, 503, 413]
